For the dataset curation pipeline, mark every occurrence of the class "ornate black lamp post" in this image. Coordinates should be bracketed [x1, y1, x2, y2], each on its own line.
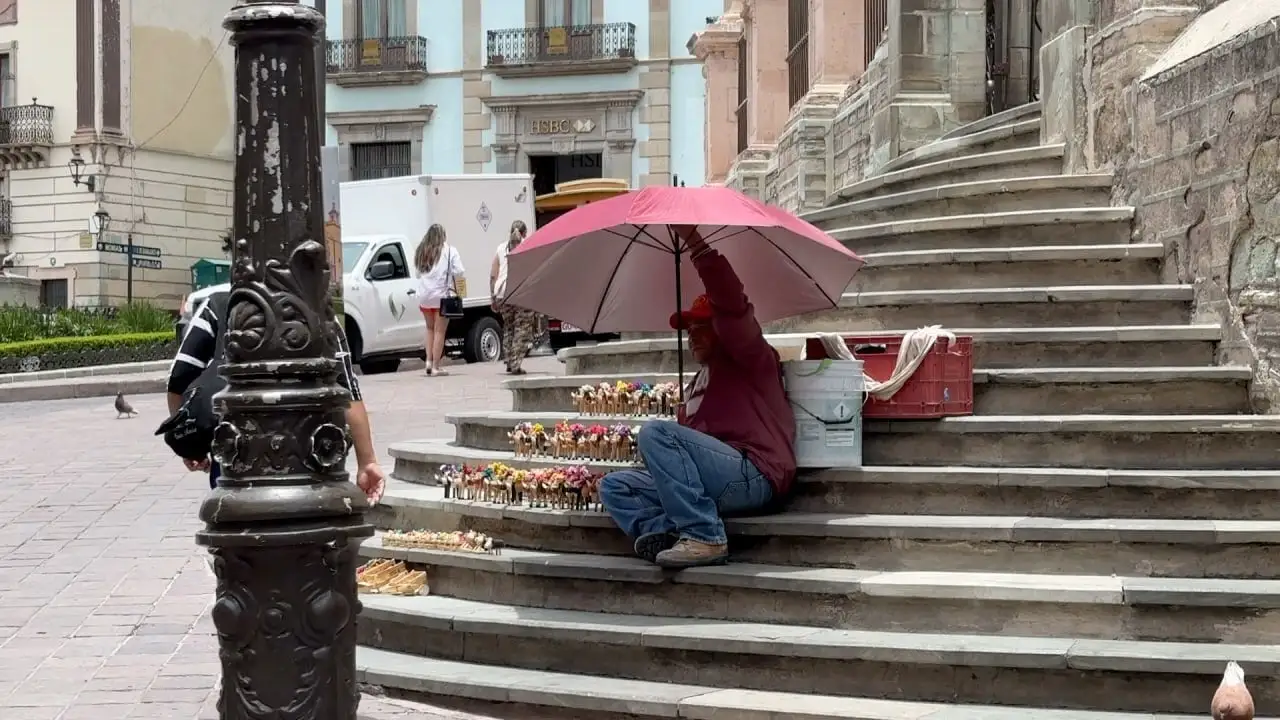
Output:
[196, 2, 372, 718]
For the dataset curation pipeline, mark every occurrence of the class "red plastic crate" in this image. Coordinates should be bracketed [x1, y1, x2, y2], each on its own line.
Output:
[803, 334, 974, 419]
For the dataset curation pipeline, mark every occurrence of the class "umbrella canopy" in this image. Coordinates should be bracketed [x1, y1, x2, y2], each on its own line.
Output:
[504, 186, 864, 333]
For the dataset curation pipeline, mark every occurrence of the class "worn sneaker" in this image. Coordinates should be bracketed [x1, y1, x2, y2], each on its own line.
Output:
[655, 537, 729, 568]
[633, 532, 677, 563]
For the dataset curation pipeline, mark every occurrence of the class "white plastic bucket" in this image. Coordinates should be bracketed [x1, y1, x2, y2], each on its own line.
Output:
[783, 360, 864, 468]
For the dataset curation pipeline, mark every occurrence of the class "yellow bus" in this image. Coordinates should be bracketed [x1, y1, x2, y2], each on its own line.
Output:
[534, 178, 631, 351]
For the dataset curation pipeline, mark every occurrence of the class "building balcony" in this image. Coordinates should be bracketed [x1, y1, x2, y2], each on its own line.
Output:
[326, 36, 429, 87]
[0, 101, 53, 168]
[486, 22, 638, 78]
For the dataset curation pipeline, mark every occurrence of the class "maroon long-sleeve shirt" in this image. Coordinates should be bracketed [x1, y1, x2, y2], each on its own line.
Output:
[683, 249, 797, 496]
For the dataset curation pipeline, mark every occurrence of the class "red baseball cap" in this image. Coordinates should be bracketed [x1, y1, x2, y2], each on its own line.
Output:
[669, 294, 713, 329]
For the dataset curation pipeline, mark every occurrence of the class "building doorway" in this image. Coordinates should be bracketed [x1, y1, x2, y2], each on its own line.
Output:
[529, 153, 603, 197]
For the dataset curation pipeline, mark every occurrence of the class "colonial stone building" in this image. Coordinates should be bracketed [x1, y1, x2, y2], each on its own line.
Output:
[691, 0, 1280, 405]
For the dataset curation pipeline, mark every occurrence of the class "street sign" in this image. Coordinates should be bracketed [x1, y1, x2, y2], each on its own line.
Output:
[97, 241, 162, 257]
[131, 257, 162, 270]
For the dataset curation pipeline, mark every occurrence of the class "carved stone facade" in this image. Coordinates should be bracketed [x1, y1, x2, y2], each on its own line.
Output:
[483, 90, 644, 183]
[695, 0, 988, 210]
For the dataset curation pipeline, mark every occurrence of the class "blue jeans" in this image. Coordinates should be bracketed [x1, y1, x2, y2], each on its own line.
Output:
[599, 421, 774, 545]
[209, 461, 221, 489]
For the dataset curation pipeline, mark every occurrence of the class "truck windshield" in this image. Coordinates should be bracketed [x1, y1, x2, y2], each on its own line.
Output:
[341, 242, 369, 272]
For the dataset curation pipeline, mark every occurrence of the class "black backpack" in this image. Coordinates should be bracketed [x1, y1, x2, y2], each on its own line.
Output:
[155, 292, 230, 460]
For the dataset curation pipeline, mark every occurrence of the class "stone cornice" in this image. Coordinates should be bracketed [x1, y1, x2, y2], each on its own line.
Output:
[688, 22, 744, 59]
[327, 106, 435, 126]
[480, 89, 644, 110]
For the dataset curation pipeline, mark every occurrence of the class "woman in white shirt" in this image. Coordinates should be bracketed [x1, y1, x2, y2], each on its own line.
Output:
[490, 220, 537, 375]
[414, 223, 465, 376]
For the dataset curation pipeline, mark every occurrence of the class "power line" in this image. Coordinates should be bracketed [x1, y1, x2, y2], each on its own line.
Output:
[134, 31, 229, 151]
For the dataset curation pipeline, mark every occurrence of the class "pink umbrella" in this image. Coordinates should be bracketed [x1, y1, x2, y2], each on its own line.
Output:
[504, 186, 864, 334]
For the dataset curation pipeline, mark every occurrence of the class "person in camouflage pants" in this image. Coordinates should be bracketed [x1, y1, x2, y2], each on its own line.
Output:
[499, 303, 537, 374]
[491, 219, 539, 375]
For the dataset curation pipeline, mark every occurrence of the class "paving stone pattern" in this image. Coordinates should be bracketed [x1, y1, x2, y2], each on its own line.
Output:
[0, 356, 560, 719]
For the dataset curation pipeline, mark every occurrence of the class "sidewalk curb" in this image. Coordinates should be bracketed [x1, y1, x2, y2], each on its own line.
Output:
[0, 359, 169, 385]
[0, 373, 167, 404]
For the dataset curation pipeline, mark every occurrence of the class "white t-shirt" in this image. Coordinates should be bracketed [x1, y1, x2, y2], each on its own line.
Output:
[492, 241, 511, 300]
[683, 368, 710, 419]
[416, 244, 464, 306]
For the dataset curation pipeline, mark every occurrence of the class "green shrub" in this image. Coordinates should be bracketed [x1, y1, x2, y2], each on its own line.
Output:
[0, 332, 173, 359]
[0, 302, 174, 344]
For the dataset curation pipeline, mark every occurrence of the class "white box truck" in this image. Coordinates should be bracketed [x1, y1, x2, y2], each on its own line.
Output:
[337, 174, 535, 373]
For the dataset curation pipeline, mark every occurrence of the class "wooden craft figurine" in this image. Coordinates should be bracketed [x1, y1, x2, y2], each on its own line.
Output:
[436, 461, 608, 511]
[653, 382, 680, 416]
[551, 420, 575, 458]
[571, 384, 598, 415]
[573, 379, 683, 417]
[530, 422, 549, 454]
[509, 421, 536, 458]
[383, 529, 502, 554]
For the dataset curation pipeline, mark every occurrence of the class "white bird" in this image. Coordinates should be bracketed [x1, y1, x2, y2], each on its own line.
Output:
[1212, 661, 1254, 720]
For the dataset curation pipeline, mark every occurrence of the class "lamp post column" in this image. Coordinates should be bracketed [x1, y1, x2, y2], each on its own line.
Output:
[196, 3, 372, 719]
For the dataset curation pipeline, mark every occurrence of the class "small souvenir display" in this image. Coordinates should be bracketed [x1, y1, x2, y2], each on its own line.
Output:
[437, 462, 604, 511]
[572, 381, 682, 417]
[382, 529, 503, 555]
[356, 559, 428, 596]
[511, 420, 643, 462]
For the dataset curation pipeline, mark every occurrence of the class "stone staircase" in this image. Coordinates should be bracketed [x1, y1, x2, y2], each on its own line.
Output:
[360, 102, 1280, 719]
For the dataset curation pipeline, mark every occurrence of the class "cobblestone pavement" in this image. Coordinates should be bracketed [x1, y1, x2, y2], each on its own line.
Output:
[0, 355, 562, 719]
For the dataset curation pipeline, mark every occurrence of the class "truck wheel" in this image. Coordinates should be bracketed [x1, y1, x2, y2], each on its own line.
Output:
[463, 316, 502, 363]
[358, 358, 400, 375]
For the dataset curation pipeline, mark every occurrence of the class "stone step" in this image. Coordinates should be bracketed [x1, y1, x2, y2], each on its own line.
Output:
[356, 594, 1279, 714]
[808, 175, 1115, 229]
[829, 208, 1135, 254]
[506, 364, 1251, 415]
[828, 145, 1066, 204]
[937, 101, 1042, 142]
[446, 412, 1280, 471]
[358, 647, 1209, 720]
[558, 326, 1222, 374]
[770, 286, 1194, 333]
[359, 534, 1280, 642]
[853, 244, 1164, 292]
[879, 118, 1043, 174]
[388, 441, 1280, 520]
[372, 479, 1280, 577]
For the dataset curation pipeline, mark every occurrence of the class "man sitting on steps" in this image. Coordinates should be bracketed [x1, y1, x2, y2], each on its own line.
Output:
[598, 225, 797, 569]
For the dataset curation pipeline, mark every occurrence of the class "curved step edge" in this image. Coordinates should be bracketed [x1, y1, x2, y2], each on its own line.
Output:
[357, 647, 1207, 720]
[359, 593, 1280, 674]
[360, 533, 1280, 609]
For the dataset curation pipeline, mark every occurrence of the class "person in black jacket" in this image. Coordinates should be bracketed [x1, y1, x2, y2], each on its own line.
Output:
[165, 291, 385, 503]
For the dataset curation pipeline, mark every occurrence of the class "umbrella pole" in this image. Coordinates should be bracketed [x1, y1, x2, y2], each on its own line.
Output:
[673, 229, 685, 405]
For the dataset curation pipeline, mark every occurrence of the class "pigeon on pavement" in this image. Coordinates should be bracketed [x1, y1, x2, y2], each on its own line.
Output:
[114, 392, 137, 419]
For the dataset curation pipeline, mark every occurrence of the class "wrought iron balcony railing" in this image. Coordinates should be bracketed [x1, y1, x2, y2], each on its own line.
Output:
[487, 22, 637, 74]
[326, 36, 429, 80]
[0, 101, 54, 146]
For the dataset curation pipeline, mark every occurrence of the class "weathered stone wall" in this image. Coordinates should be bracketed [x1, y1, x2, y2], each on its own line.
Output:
[761, 86, 846, 212]
[725, 147, 774, 199]
[1118, 17, 1280, 408]
[0, 277, 40, 307]
[830, 44, 891, 191]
